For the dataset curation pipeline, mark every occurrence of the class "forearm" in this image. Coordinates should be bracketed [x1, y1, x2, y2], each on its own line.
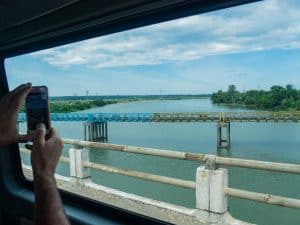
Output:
[33, 175, 70, 225]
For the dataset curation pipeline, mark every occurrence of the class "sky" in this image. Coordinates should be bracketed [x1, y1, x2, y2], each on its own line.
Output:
[4, 0, 300, 96]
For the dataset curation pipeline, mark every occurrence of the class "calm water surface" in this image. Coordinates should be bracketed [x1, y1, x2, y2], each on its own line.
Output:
[21, 98, 300, 225]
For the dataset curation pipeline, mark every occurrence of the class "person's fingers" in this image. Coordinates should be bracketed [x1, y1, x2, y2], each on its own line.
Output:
[9, 83, 32, 98]
[47, 128, 63, 151]
[8, 83, 30, 101]
[25, 143, 33, 150]
[17, 134, 34, 143]
[0, 83, 29, 103]
[10, 83, 32, 109]
[48, 127, 60, 140]
[45, 127, 53, 140]
[35, 123, 46, 144]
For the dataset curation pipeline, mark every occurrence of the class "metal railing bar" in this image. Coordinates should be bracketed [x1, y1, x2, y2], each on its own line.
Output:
[216, 157, 300, 174]
[62, 138, 300, 174]
[84, 161, 196, 189]
[19, 144, 300, 211]
[63, 138, 205, 161]
[19, 148, 70, 163]
[59, 156, 70, 163]
[225, 187, 300, 209]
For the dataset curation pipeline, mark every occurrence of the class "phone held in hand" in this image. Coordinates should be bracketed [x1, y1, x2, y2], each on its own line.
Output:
[25, 86, 51, 135]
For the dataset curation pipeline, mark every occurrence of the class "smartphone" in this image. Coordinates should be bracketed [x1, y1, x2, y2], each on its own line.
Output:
[25, 86, 50, 135]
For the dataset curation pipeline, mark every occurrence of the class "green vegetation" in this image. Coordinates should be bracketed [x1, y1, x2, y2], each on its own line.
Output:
[49, 99, 116, 112]
[211, 84, 300, 111]
[20, 99, 116, 113]
[50, 94, 210, 102]
[19, 94, 211, 113]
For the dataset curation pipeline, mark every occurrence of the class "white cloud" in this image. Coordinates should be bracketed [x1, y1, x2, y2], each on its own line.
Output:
[31, 0, 300, 69]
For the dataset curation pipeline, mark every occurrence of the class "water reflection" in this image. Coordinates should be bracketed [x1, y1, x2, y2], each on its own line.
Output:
[217, 148, 233, 158]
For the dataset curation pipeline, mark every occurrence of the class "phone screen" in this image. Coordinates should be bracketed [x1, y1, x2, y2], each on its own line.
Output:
[26, 87, 50, 131]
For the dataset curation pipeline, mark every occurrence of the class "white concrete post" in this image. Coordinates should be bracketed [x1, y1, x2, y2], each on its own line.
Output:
[69, 148, 76, 177]
[196, 166, 210, 211]
[196, 166, 228, 214]
[69, 147, 90, 179]
[210, 168, 228, 213]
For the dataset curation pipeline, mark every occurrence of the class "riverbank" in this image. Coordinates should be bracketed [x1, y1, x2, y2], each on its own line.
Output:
[50, 99, 117, 112]
[212, 84, 300, 111]
[21, 94, 211, 113]
[20, 99, 116, 113]
[50, 94, 210, 102]
[213, 102, 300, 112]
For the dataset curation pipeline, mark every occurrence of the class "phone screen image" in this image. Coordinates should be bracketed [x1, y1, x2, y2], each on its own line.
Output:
[26, 87, 50, 131]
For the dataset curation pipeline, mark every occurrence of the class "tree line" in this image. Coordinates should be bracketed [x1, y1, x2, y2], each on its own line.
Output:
[49, 99, 116, 112]
[211, 84, 300, 111]
[20, 99, 116, 113]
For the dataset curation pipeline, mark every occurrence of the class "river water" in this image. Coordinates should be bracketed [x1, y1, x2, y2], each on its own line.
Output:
[21, 98, 300, 224]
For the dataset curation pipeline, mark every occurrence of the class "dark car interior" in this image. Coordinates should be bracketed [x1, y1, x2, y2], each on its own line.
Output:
[0, 1, 259, 224]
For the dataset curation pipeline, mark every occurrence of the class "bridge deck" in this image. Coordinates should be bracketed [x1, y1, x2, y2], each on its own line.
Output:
[18, 112, 300, 122]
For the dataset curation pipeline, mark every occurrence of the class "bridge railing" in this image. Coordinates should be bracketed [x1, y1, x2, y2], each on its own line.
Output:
[18, 111, 300, 123]
[62, 138, 300, 174]
[153, 111, 300, 122]
[20, 138, 300, 219]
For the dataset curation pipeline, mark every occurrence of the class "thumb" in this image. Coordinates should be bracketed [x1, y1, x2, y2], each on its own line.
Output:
[35, 123, 46, 144]
[10, 83, 32, 109]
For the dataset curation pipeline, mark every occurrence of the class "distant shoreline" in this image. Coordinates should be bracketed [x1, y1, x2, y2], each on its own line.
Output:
[20, 95, 212, 113]
[48, 95, 212, 113]
[49, 94, 211, 102]
[20, 95, 300, 113]
[212, 84, 300, 112]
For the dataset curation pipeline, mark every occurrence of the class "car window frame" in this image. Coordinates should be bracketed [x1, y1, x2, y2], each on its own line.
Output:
[0, 1, 260, 224]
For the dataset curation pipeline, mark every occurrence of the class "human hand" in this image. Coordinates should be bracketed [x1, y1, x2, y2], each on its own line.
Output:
[0, 83, 33, 145]
[27, 124, 63, 180]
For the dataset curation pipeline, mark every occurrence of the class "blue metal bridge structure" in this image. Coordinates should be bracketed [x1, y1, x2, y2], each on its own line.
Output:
[18, 112, 300, 123]
[18, 111, 300, 147]
[18, 113, 153, 122]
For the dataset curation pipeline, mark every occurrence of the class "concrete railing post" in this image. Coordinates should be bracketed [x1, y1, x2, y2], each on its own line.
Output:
[210, 168, 228, 213]
[69, 146, 91, 183]
[196, 166, 210, 211]
[196, 166, 228, 213]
